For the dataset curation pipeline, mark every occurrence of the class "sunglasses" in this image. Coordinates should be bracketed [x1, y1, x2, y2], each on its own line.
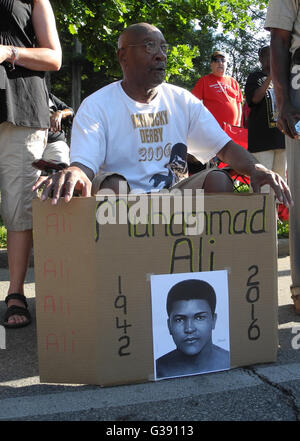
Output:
[212, 57, 226, 63]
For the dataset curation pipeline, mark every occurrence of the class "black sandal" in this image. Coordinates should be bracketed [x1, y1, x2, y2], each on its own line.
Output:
[3, 293, 32, 329]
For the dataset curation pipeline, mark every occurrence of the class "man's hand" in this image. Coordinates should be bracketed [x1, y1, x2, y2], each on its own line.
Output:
[32, 174, 49, 190]
[276, 101, 300, 139]
[269, 28, 300, 139]
[32, 165, 92, 204]
[249, 163, 292, 207]
[218, 141, 293, 207]
[49, 110, 63, 132]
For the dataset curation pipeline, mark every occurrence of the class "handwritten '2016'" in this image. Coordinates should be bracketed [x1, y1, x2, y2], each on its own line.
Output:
[246, 265, 260, 341]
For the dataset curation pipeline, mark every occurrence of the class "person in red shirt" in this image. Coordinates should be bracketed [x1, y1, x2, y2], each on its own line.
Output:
[192, 51, 242, 128]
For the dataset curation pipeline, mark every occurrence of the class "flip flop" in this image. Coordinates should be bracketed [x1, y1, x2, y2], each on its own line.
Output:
[3, 293, 32, 329]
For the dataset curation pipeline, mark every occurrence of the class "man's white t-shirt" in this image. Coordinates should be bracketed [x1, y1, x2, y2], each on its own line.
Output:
[70, 81, 230, 192]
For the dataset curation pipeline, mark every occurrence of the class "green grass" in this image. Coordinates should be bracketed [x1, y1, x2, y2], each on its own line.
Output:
[0, 215, 6, 248]
[0, 224, 7, 248]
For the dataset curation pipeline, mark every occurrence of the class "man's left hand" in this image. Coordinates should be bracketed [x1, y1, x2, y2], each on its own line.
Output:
[250, 164, 293, 207]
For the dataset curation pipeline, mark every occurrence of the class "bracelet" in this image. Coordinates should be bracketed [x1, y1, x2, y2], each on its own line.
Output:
[10, 46, 19, 70]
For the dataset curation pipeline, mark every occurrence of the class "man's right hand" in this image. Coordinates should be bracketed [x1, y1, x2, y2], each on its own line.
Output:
[277, 101, 300, 139]
[49, 110, 63, 133]
[269, 28, 300, 139]
[32, 165, 92, 204]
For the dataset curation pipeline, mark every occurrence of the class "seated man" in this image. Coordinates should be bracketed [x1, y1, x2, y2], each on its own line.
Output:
[156, 279, 230, 379]
[34, 23, 291, 207]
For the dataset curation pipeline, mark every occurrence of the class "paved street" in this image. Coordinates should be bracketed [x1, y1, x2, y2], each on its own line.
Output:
[0, 255, 299, 421]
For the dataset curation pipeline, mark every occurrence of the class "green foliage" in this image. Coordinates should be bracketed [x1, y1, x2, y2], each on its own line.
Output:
[0, 217, 7, 249]
[50, 0, 269, 87]
[214, 26, 269, 86]
[166, 45, 200, 82]
[277, 220, 289, 239]
[234, 183, 250, 193]
[0, 227, 7, 248]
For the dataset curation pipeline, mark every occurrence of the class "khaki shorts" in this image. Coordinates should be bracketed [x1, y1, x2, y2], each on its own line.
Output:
[0, 122, 47, 231]
[91, 167, 232, 195]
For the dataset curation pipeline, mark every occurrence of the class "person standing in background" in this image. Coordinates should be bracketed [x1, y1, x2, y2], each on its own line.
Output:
[245, 46, 286, 194]
[192, 50, 242, 128]
[0, 0, 61, 328]
[265, 0, 300, 315]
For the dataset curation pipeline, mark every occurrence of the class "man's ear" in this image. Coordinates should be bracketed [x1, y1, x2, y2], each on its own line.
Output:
[167, 318, 172, 336]
[212, 313, 217, 330]
[117, 47, 126, 66]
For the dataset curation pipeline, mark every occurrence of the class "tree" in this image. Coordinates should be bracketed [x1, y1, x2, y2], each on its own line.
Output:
[212, 7, 269, 87]
[49, 0, 269, 102]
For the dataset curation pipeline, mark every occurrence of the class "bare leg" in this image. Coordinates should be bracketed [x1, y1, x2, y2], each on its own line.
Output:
[178, 169, 234, 192]
[202, 170, 234, 193]
[6, 230, 32, 326]
[99, 170, 233, 194]
[99, 175, 130, 194]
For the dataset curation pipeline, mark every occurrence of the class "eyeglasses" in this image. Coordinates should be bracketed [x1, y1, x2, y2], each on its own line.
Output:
[212, 57, 226, 63]
[125, 41, 169, 55]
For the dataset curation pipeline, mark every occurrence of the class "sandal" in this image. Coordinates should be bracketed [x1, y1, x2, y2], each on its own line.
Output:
[3, 293, 32, 329]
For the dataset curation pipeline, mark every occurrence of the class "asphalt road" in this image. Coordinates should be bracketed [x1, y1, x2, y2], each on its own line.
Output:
[0, 255, 299, 422]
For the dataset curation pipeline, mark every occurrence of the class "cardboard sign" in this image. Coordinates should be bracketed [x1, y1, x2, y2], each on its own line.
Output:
[32, 193, 277, 386]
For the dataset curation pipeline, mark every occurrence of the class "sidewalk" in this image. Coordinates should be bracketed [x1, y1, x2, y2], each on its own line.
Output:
[0, 253, 300, 421]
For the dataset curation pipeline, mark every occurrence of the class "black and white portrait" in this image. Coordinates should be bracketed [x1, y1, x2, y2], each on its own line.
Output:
[150, 271, 230, 380]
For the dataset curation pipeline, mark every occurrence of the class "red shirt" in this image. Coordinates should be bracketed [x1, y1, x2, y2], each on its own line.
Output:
[192, 73, 242, 127]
